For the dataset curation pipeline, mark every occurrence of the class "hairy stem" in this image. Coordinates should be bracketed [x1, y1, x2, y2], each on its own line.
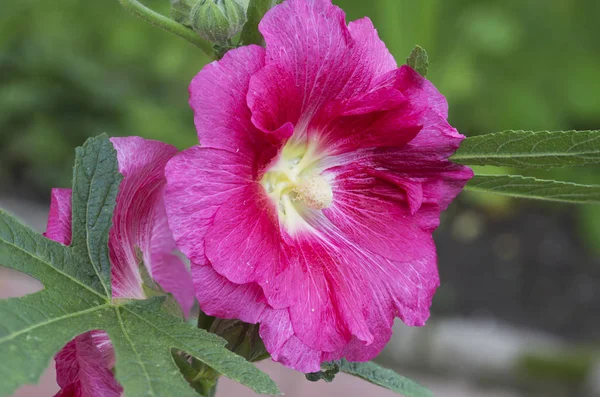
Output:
[118, 0, 215, 58]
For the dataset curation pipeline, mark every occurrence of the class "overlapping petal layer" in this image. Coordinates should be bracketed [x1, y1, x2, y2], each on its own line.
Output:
[48, 137, 193, 396]
[165, 0, 473, 372]
[54, 331, 121, 397]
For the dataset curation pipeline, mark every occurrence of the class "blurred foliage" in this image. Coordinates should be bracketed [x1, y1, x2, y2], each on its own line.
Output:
[1, 0, 599, 248]
[518, 348, 598, 385]
[0, 0, 209, 195]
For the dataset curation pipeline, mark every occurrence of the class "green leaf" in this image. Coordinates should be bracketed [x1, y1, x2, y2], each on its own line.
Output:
[239, 0, 279, 45]
[406, 45, 429, 78]
[70, 134, 122, 298]
[452, 130, 600, 169]
[0, 134, 279, 397]
[465, 174, 600, 204]
[333, 360, 433, 397]
[305, 361, 339, 383]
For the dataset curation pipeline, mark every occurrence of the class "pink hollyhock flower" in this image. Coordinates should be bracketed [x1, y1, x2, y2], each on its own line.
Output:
[165, 0, 473, 372]
[45, 137, 194, 397]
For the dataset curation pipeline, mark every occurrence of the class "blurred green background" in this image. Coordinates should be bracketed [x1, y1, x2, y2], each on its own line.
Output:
[2, 1, 600, 395]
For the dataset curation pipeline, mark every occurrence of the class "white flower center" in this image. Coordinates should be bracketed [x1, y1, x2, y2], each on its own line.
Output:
[261, 142, 331, 231]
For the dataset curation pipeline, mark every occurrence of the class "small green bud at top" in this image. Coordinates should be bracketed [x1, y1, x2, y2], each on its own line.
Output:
[190, 0, 247, 45]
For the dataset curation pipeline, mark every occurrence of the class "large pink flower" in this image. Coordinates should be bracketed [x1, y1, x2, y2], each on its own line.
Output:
[45, 137, 195, 396]
[165, 0, 473, 372]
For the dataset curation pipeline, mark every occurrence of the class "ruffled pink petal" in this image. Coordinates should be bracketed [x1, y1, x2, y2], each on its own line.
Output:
[261, 311, 323, 373]
[250, 0, 398, 137]
[193, 258, 267, 324]
[254, 0, 351, 132]
[291, 227, 437, 359]
[189, 45, 269, 158]
[251, 2, 420, 155]
[108, 137, 193, 309]
[394, 65, 449, 119]
[54, 331, 122, 397]
[247, 64, 301, 135]
[344, 17, 397, 94]
[314, 65, 453, 157]
[256, 309, 293, 357]
[321, 281, 396, 364]
[334, 118, 472, 215]
[192, 260, 402, 373]
[337, 88, 407, 116]
[266, 330, 322, 373]
[44, 188, 73, 245]
[282, 223, 438, 365]
[204, 183, 281, 285]
[369, 65, 449, 117]
[164, 147, 253, 265]
[276, 227, 373, 352]
[322, 167, 436, 262]
[320, 65, 473, 213]
[283, 212, 436, 342]
[191, 256, 321, 371]
[192, 262, 325, 372]
[147, 196, 195, 315]
[310, 87, 424, 156]
[190, 260, 325, 373]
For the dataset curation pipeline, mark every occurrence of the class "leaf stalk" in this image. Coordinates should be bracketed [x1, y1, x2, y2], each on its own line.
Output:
[118, 0, 216, 58]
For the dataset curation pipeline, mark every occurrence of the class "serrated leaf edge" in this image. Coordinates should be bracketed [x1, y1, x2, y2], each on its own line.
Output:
[0, 210, 107, 301]
[452, 130, 600, 168]
[465, 174, 600, 204]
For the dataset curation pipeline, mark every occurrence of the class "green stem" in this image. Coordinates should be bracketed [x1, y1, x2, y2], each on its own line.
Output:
[203, 383, 217, 397]
[118, 0, 215, 58]
[197, 311, 216, 332]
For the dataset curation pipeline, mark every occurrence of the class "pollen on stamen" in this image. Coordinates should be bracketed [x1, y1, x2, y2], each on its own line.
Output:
[294, 174, 333, 210]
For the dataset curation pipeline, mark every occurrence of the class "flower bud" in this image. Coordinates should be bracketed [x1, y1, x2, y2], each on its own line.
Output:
[190, 0, 247, 45]
[170, 0, 196, 27]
